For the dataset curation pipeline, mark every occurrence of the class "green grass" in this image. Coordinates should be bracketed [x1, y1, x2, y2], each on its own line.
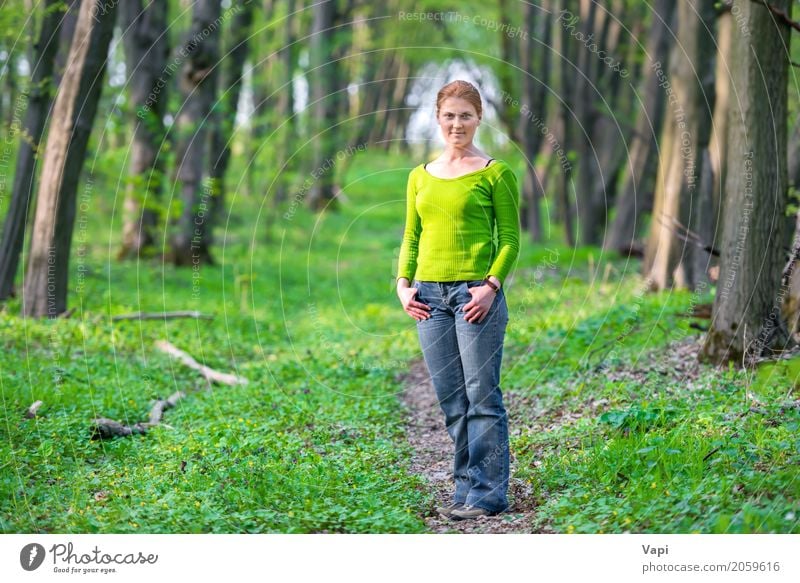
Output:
[0, 149, 797, 533]
[505, 271, 800, 534]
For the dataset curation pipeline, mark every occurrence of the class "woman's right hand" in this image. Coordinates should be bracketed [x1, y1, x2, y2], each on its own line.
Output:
[397, 280, 431, 321]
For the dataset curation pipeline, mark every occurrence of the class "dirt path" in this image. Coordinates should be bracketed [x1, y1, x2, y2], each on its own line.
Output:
[401, 359, 545, 533]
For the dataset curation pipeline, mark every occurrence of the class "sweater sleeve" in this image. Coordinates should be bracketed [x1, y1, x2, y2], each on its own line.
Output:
[487, 164, 521, 285]
[396, 169, 421, 282]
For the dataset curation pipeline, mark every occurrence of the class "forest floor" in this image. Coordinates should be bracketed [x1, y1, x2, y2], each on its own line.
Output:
[2, 152, 798, 534]
[402, 335, 705, 534]
[402, 358, 545, 533]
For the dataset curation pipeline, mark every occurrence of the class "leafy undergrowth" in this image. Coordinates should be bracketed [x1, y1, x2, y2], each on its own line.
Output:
[505, 271, 800, 533]
[1, 150, 797, 533]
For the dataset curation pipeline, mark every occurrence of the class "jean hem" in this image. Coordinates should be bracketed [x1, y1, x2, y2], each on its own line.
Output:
[464, 500, 508, 514]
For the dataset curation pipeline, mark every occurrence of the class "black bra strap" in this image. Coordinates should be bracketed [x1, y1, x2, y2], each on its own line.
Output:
[424, 159, 493, 170]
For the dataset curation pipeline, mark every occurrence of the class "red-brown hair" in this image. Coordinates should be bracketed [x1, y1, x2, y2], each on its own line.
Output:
[436, 80, 483, 119]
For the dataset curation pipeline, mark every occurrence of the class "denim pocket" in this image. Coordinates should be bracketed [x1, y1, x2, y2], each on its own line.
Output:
[413, 280, 427, 303]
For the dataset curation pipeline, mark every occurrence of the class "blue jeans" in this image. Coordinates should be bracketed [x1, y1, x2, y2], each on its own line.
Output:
[413, 279, 510, 513]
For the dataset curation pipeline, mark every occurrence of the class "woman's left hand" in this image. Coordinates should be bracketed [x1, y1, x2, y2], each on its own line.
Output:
[462, 285, 496, 323]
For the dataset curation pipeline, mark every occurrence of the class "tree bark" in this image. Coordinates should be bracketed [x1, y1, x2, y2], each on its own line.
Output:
[0, 0, 63, 300]
[307, 0, 348, 211]
[701, 0, 795, 365]
[518, 0, 551, 242]
[118, 0, 170, 261]
[21, 0, 118, 317]
[605, 0, 674, 254]
[557, 0, 576, 246]
[643, 0, 716, 291]
[169, 0, 222, 266]
[495, 0, 521, 142]
[707, 7, 733, 261]
[204, 0, 255, 253]
[573, 0, 600, 246]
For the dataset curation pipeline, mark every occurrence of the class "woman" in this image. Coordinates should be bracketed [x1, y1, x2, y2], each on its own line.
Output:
[395, 80, 520, 520]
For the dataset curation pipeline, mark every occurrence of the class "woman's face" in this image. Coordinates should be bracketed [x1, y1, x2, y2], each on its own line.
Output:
[437, 97, 480, 147]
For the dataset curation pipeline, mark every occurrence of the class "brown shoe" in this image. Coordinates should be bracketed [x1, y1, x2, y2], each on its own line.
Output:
[450, 505, 500, 520]
[436, 502, 465, 519]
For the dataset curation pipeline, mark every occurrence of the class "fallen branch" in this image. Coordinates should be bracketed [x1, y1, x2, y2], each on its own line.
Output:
[155, 340, 248, 386]
[90, 418, 151, 439]
[25, 400, 43, 419]
[91, 390, 185, 440]
[90, 340, 247, 439]
[148, 391, 185, 425]
[112, 311, 214, 322]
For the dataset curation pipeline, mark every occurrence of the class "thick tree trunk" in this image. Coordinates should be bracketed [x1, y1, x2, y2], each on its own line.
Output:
[605, 0, 674, 254]
[118, 0, 169, 261]
[0, 0, 63, 300]
[701, 0, 795, 365]
[22, 0, 118, 317]
[169, 0, 222, 266]
[643, 0, 715, 291]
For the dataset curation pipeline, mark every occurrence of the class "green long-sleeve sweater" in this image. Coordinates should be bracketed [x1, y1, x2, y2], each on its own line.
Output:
[396, 160, 521, 285]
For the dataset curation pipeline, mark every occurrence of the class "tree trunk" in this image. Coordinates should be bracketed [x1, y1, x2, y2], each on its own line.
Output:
[0, 0, 63, 300]
[605, 0, 674, 254]
[22, 0, 118, 317]
[701, 0, 795, 365]
[573, 0, 600, 246]
[169, 0, 222, 267]
[518, 0, 551, 242]
[557, 0, 576, 246]
[118, 0, 169, 260]
[643, 0, 715, 291]
[781, 117, 800, 331]
[707, 6, 733, 261]
[382, 58, 411, 150]
[205, 0, 255, 251]
[367, 53, 398, 148]
[272, 0, 299, 206]
[307, 0, 345, 211]
[495, 0, 520, 142]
